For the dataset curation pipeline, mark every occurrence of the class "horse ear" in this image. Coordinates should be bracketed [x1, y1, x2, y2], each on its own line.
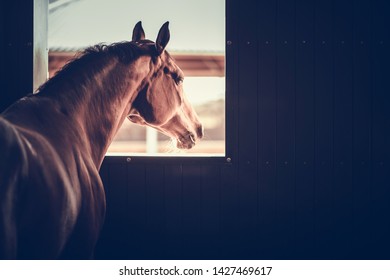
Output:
[132, 21, 145, 41]
[155, 21, 170, 55]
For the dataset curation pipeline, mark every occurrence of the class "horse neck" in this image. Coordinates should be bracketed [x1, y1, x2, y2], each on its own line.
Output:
[55, 55, 152, 168]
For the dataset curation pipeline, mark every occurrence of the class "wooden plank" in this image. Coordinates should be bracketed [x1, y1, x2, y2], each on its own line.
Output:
[103, 163, 128, 258]
[126, 164, 147, 258]
[163, 164, 183, 258]
[200, 165, 221, 258]
[0, 0, 4, 110]
[333, 0, 354, 258]
[200, 165, 220, 235]
[275, 0, 296, 258]
[237, 0, 258, 257]
[107, 164, 127, 223]
[224, 0, 239, 246]
[294, 0, 315, 259]
[371, 0, 390, 259]
[257, 0, 277, 259]
[0, 0, 34, 111]
[144, 164, 165, 258]
[219, 164, 239, 258]
[313, 0, 334, 259]
[181, 165, 202, 258]
[351, 0, 372, 258]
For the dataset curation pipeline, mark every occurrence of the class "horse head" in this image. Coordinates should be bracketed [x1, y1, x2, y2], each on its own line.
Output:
[128, 22, 203, 149]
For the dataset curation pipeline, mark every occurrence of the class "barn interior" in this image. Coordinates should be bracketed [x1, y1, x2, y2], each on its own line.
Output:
[0, 0, 389, 260]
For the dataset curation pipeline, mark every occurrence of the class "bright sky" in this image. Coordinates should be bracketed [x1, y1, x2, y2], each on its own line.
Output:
[49, 0, 225, 52]
[184, 77, 225, 105]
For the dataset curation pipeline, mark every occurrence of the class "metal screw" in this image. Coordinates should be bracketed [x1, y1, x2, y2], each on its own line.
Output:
[226, 157, 232, 163]
[227, 41, 232, 46]
[126, 157, 132, 163]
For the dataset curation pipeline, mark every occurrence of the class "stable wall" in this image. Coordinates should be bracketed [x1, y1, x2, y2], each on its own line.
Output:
[96, 0, 390, 259]
[0, 0, 389, 260]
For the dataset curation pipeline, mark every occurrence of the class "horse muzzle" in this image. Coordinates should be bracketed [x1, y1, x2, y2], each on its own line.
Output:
[176, 124, 203, 150]
[177, 132, 197, 149]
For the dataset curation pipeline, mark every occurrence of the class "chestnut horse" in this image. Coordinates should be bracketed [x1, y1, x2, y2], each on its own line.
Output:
[0, 22, 203, 259]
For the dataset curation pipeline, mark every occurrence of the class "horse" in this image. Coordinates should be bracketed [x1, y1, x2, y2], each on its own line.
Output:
[0, 21, 203, 259]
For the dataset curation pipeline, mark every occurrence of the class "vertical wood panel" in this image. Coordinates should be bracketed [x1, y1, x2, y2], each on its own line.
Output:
[106, 163, 128, 258]
[333, 0, 354, 258]
[108, 164, 128, 224]
[294, 0, 315, 258]
[0, 1, 4, 107]
[164, 165, 183, 258]
[0, 0, 35, 112]
[220, 164, 239, 258]
[200, 165, 220, 235]
[126, 164, 147, 258]
[181, 165, 202, 258]
[145, 165, 164, 231]
[352, 0, 372, 258]
[371, 0, 390, 258]
[144, 165, 165, 258]
[237, 0, 258, 253]
[225, 0, 238, 161]
[200, 165, 221, 258]
[275, 0, 296, 258]
[314, 0, 334, 258]
[258, 0, 277, 258]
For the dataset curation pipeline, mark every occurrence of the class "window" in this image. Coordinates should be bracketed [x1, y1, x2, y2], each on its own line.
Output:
[48, 0, 225, 156]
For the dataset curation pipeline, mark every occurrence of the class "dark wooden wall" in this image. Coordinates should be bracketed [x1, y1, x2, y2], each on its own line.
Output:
[0, 0, 389, 260]
[0, 0, 48, 112]
[96, 0, 390, 259]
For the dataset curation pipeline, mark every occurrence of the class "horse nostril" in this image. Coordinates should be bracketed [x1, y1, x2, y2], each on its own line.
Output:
[196, 125, 204, 139]
[189, 133, 196, 144]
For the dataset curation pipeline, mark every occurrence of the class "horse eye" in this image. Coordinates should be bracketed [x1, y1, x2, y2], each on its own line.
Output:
[175, 76, 184, 85]
[171, 72, 183, 85]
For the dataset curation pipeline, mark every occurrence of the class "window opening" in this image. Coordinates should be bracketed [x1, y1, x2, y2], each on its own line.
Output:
[48, 0, 225, 156]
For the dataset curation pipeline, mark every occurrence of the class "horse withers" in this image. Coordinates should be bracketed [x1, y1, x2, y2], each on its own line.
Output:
[0, 22, 203, 259]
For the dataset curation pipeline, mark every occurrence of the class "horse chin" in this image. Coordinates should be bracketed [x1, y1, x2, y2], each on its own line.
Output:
[176, 140, 195, 150]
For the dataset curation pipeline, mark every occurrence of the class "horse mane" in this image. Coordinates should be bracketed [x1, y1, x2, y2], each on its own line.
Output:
[37, 40, 156, 95]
